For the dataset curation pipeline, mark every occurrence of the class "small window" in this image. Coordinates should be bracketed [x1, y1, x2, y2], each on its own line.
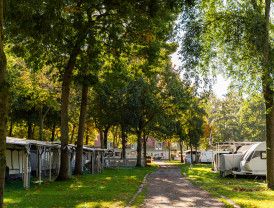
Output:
[115, 152, 121, 157]
[261, 151, 266, 159]
[155, 142, 163, 150]
[246, 151, 254, 162]
[252, 151, 261, 159]
[131, 151, 136, 155]
[161, 153, 163, 156]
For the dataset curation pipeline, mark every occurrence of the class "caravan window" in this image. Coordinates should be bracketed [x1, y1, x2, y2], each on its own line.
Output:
[252, 151, 261, 159]
[261, 151, 266, 159]
[246, 151, 254, 162]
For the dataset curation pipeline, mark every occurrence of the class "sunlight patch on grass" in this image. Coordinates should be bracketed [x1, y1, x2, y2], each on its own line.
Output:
[176, 163, 274, 208]
[4, 166, 157, 208]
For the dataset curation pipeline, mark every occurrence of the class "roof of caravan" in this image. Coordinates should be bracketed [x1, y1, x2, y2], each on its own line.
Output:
[212, 142, 257, 146]
[6, 137, 60, 148]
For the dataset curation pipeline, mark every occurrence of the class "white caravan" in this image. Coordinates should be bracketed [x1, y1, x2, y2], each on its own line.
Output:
[185, 150, 204, 164]
[213, 142, 255, 172]
[199, 150, 230, 163]
[232, 142, 266, 176]
[219, 142, 266, 177]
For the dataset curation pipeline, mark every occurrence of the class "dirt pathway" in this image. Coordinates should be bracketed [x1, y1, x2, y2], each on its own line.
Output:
[143, 161, 225, 208]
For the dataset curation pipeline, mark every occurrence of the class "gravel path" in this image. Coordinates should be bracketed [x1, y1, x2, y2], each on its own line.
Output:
[143, 161, 225, 208]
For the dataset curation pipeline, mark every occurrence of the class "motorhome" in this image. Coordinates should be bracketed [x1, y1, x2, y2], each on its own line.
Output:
[219, 142, 266, 177]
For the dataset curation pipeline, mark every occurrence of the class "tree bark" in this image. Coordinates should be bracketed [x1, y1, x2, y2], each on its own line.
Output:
[143, 133, 147, 160]
[39, 107, 43, 141]
[74, 85, 88, 175]
[103, 127, 109, 149]
[262, 0, 274, 190]
[0, 0, 10, 205]
[136, 129, 142, 167]
[190, 145, 193, 164]
[168, 141, 171, 161]
[121, 126, 126, 159]
[70, 123, 76, 144]
[51, 123, 56, 142]
[8, 119, 12, 137]
[180, 141, 184, 163]
[99, 129, 104, 149]
[56, 42, 80, 181]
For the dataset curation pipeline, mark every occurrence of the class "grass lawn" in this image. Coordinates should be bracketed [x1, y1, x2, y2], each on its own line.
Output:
[4, 166, 157, 208]
[166, 161, 274, 208]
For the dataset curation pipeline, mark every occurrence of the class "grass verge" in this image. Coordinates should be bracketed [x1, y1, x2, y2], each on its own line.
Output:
[4, 165, 157, 208]
[166, 161, 274, 208]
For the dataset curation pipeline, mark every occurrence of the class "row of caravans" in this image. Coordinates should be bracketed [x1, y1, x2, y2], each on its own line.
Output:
[5, 137, 107, 188]
[184, 141, 266, 178]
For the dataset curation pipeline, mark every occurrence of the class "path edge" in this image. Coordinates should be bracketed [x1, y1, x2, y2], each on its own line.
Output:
[125, 167, 157, 208]
[182, 167, 240, 208]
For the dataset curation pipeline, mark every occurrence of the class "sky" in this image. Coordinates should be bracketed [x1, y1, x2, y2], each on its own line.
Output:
[171, 52, 230, 98]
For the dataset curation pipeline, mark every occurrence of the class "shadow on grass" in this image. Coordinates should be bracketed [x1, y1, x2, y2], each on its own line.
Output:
[4, 166, 157, 208]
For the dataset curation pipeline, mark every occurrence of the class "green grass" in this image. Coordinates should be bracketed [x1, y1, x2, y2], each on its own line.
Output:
[166, 161, 274, 208]
[4, 166, 157, 208]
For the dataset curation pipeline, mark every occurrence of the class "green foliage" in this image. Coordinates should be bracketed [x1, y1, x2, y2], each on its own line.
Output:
[179, 0, 273, 93]
[206, 92, 266, 142]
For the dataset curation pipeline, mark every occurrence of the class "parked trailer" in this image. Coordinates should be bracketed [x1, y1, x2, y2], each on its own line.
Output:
[199, 151, 230, 163]
[232, 142, 266, 176]
[219, 144, 256, 177]
[185, 150, 204, 164]
[212, 142, 255, 172]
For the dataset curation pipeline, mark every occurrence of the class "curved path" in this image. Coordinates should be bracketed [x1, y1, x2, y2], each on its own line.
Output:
[143, 161, 225, 208]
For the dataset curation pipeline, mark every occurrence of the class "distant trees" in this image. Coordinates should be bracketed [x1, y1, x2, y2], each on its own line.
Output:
[206, 92, 266, 143]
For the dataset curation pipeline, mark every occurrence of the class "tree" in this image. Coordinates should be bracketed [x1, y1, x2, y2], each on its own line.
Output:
[0, 0, 10, 207]
[179, 0, 273, 188]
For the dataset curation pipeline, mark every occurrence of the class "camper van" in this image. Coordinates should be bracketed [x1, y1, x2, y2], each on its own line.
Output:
[219, 142, 266, 177]
[199, 150, 230, 163]
[232, 142, 266, 176]
[185, 150, 204, 164]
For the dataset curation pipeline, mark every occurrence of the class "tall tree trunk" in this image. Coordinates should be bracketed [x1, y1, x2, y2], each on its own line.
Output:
[180, 141, 184, 163]
[70, 123, 76, 144]
[56, 43, 80, 181]
[99, 129, 104, 149]
[32, 125, 35, 140]
[39, 107, 43, 141]
[121, 126, 126, 159]
[143, 133, 147, 160]
[262, 0, 274, 190]
[8, 119, 12, 137]
[39, 106, 50, 141]
[136, 129, 142, 167]
[27, 122, 32, 140]
[74, 85, 88, 175]
[168, 141, 171, 161]
[103, 127, 109, 149]
[85, 125, 89, 145]
[190, 145, 193, 164]
[0, 0, 10, 205]
[195, 146, 198, 164]
[51, 123, 56, 142]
